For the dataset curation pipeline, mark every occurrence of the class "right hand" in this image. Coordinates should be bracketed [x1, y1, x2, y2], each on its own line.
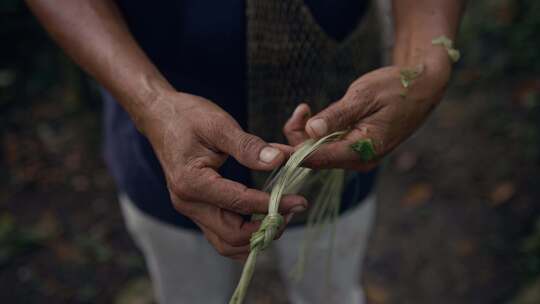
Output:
[140, 91, 307, 260]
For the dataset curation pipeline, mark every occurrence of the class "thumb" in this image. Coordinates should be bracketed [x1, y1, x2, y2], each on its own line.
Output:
[219, 126, 285, 170]
[305, 89, 375, 138]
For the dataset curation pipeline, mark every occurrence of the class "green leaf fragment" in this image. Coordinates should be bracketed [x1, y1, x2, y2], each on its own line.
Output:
[432, 35, 460, 63]
[432, 35, 454, 48]
[447, 49, 461, 63]
[399, 64, 424, 89]
[350, 138, 376, 161]
[400, 71, 413, 88]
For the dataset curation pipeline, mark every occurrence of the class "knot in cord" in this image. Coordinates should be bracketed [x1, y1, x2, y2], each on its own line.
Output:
[249, 213, 284, 251]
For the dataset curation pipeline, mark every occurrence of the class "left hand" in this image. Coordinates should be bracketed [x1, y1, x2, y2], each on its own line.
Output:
[283, 61, 451, 171]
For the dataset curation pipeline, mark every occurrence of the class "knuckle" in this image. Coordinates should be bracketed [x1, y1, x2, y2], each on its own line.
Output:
[171, 178, 194, 201]
[323, 101, 352, 130]
[200, 115, 233, 148]
[328, 107, 346, 127]
[237, 133, 262, 156]
[348, 80, 372, 100]
[352, 87, 375, 103]
[229, 194, 249, 214]
[353, 88, 380, 113]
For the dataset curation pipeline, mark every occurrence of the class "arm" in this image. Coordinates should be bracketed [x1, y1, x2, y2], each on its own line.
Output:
[26, 0, 170, 126]
[27, 0, 306, 259]
[283, 0, 465, 169]
[392, 0, 464, 86]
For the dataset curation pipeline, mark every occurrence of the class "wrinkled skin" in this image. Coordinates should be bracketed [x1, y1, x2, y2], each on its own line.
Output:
[141, 92, 307, 260]
[283, 62, 451, 171]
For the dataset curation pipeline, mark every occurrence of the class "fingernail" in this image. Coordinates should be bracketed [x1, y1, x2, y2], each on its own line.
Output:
[308, 118, 327, 137]
[289, 205, 306, 213]
[259, 146, 280, 163]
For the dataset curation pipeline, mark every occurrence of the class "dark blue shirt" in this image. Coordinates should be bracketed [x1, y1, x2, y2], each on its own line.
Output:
[102, 0, 376, 229]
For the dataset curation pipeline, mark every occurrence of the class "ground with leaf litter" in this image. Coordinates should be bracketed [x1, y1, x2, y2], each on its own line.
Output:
[2, 78, 540, 304]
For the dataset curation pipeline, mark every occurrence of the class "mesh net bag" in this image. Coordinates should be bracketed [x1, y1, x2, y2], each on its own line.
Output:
[246, 0, 382, 189]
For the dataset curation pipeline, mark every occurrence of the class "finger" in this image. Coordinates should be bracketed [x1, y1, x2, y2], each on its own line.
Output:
[283, 103, 311, 145]
[172, 167, 308, 215]
[192, 205, 260, 247]
[198, 222, 252, 257]
[195, 207, 291, 252]
[212, 122, 286, 170]
[270, 143, 295, 159]
[305, 83, 379, 139]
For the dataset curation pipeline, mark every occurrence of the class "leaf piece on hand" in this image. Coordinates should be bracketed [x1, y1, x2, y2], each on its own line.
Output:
[399, 64, 424, 89]
[432, 35, 461, 63]
[447, 49, 461, 63]
[350, 138, 376, 162]
[432, 35, 453, 48]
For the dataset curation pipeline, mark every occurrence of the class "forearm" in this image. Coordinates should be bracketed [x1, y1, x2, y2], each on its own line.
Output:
[392, 0, 465, 81]
[26, 0, 174, 130]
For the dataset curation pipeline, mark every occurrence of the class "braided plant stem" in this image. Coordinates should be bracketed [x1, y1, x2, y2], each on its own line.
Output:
[229, 131, 346, 304]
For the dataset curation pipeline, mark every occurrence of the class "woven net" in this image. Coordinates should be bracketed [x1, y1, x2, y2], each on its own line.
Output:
[246, 0, 382, 189]
[247, 0, 381, 143]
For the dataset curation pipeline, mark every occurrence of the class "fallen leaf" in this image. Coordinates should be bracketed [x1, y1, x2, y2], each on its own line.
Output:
[490, 181, 516, 206]
[452, 239, 477, 257]
[35, 211, 62, 238]
[365, 283, 390, 304]
[50, 240, 85, 264]
[401, 183, 433, 208]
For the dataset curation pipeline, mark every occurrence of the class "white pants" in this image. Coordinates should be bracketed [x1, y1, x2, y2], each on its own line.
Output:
[120, 194, 376, 304]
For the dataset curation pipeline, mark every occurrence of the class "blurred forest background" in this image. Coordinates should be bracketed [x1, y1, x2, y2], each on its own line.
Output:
[1, 1, 539, 303]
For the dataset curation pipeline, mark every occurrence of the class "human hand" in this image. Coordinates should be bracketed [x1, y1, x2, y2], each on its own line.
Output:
[284, 59, 451, 171]
[140, 92, 307, 260]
